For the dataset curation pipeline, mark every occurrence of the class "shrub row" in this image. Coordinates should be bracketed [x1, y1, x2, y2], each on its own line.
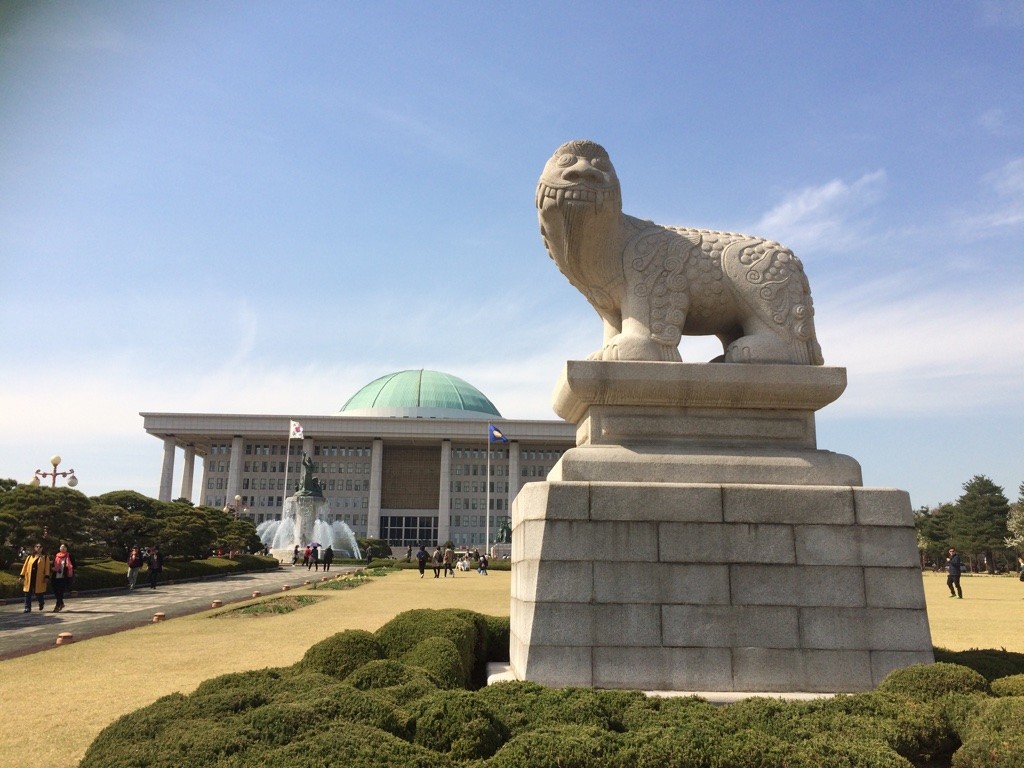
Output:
[82, 611, 1024, 768]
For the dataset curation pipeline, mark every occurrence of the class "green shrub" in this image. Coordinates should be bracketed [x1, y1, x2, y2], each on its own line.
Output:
[484, 614, 511, 663]
[991, 673, 1024, 697]
[476, 680, 549, 736]
[797, 734, 915, 768]
[375, 608, 480, 684]
[81, 693, 193, 767]
[878, 662, 990, 698]
[410, 688, 509, 759]
[821, 692, 957, 762]
[481, 685, 618, 734]
[935, 647, 1024, 681]
[952, 697, 1024, 767]
[301, 629, 384, 679]
[253, 721, 456, 768]
[633, 695, 724, 731]
[487, 724, 621, 768]
[83, 709, 250, 767]
[192, 667, 299, 711]
[345, 659, 434, 690]
[401, 636, 467, 689]
[531, 687, 616, 730]
[343, 658, 442, 705]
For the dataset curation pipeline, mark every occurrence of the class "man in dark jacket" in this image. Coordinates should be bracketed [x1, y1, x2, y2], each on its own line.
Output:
[147, 546, 164, 589]
[946, 547, 963, 598]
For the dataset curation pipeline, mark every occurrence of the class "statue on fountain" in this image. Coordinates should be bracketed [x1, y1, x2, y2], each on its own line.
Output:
[295, 453, 324, 498]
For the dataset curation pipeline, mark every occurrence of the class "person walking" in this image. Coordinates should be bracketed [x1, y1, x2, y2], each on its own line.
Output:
[478, 553, 488, 575]
[431, 547, 443, 578]
[20, 543, 51, 613]
[302, 546, 311, 567]
[51, 543, 75, 611]
[322, 545, 334, 572]
[442, 545, 455, 578]
[146, 546, 164, 589]
[126, 547, 143, 590]
[309, 544, 319, 571]
[292, 545, 300, 566]
[415, 544, 428, 578]
[946, 547, 964, 598]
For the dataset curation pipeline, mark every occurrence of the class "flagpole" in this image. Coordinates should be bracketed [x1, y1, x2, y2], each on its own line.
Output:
[281, 434, 291, 520]
[485, 424, 491, 555]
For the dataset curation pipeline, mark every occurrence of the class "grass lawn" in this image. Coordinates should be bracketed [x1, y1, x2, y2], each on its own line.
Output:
[3, 569, 1023, 766]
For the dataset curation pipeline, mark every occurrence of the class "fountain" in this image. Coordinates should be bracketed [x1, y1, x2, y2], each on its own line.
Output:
[256, 453, 361, 561]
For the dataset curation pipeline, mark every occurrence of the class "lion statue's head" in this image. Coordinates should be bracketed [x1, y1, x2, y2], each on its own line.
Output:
[537, 140, 624, 281]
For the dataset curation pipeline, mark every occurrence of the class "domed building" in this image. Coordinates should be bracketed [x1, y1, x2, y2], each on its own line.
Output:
[141, 370, 574, 549]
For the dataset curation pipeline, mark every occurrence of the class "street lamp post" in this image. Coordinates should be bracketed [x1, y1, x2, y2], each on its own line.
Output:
[30, 455, 78, 488]
[224, 494, 248, 519]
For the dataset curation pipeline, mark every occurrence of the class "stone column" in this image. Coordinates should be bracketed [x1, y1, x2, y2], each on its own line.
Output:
[199, 455, 210, 507]
[225, 436, 245, 504]
[179, 446, 196, 503]
[158, 437, 176, 502]
[437, 439, 452, 546]
[507, 440, 521, 508]
[367, 438, 383, 538]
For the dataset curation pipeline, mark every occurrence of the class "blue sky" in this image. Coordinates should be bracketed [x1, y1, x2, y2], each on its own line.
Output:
[1, 1, 1022, 509]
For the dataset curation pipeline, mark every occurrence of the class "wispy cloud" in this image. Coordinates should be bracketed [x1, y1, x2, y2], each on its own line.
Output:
[752, 171, 887, 254]
[961, 156, 1024, 232]
[818, 283, 1024, 415]
[977, 108, 1015, 136]
[979, 0, 1024, 28]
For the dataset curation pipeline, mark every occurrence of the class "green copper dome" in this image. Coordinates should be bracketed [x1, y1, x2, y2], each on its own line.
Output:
[340, 370, 502, 419]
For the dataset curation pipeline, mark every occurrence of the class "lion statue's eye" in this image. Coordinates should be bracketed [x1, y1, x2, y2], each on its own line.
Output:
[556, 154, 575, 167]
[591, 157, 606, 169]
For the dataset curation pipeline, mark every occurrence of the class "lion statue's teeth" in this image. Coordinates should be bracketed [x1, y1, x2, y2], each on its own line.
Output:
[536, 139, 824, 366]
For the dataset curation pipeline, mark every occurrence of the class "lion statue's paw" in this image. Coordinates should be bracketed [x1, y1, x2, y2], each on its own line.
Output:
[599, 334, 682, 362]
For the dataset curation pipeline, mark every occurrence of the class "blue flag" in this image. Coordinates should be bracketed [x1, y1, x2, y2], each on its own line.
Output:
[488, 424, 509, 443]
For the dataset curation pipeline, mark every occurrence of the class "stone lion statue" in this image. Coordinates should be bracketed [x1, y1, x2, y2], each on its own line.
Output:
[537, 139, 823, 365]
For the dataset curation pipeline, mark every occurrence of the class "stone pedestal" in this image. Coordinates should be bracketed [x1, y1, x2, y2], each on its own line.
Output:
[510, 361, 933, 693]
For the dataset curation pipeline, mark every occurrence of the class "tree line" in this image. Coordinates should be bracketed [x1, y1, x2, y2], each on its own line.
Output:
[916, 475, 1024, 573]
[0, 480, 261, 568]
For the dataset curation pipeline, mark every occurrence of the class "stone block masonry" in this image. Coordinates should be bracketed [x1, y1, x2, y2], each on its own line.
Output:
[509, 362, 933, 693]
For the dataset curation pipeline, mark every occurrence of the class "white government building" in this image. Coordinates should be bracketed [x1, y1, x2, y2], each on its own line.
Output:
[142, 369, 574, 548]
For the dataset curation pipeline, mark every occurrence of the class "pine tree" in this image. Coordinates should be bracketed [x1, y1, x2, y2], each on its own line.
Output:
[953, 475, 1010, 573]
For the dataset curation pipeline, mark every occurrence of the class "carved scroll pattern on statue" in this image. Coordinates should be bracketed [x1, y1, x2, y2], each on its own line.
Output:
[628, 224, 689, 347]
[724, 239, 816, 343]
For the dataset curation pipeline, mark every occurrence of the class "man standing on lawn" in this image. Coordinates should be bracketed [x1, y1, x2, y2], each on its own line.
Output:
[946, 547, 963, 599]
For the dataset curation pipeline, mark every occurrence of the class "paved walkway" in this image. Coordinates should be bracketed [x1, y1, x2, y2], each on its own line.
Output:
[0, 565, 360, 660]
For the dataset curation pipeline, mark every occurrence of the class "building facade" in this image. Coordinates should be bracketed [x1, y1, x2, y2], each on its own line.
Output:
[141, 370, 575, 548]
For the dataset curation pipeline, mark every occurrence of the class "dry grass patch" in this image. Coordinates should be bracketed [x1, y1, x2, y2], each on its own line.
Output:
[222, 594, 325, 616]
[922, 571, 1024, 652]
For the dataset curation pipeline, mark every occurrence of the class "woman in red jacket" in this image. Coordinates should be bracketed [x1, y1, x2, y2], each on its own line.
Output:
[52, 543, 75, 611]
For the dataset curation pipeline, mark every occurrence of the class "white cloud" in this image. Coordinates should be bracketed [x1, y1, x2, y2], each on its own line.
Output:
[977, 108, 1012, 136]
[979, 0, 1024, 28]
[817, 283, 1024, 415]
[961, 156, 1024, 232]
[752, 171, 887, 254]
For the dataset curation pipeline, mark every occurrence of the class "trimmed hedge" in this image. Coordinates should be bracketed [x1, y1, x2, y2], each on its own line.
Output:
[990, 673, 1024, 697]
[878, 661, 991, 698]
[934, 647, 1024, 681]
[953, 697, 1024, 768]
[82, 610, 1024, 768]
[300, 629, 384, 679]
